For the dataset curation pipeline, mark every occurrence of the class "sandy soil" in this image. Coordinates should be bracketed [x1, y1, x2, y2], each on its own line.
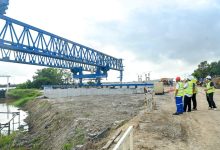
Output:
[121, 87, 220, 150]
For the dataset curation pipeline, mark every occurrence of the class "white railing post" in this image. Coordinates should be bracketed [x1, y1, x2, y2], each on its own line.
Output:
[113, 126, 133, 150]
[129, 128, 133, 150]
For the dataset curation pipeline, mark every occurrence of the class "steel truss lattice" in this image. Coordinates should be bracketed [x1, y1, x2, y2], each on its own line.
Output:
[0, 15, 123, 82]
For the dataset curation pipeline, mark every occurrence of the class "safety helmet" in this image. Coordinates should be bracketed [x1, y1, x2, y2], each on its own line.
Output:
[176, 76, 181, 82]
[206, 75, 211, 80]
[187, 75, 193, 81]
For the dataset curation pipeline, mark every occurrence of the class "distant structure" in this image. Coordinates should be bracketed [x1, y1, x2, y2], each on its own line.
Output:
[138, 72, 151, 82]
[138, 74, 142, 82]
[160, 78, 173, 86]
[144, 72, 151, 81]
[0, 75, 10, 91]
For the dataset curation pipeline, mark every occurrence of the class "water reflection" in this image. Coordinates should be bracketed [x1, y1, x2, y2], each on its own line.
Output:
[0, 102, 28, 135]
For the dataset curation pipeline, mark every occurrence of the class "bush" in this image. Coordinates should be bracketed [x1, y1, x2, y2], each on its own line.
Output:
[7, 89, 41, 107]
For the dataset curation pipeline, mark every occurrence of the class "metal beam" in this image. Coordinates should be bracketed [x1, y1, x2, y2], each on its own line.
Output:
[0, 15, 123, 72]
[0, 0, 9, 15]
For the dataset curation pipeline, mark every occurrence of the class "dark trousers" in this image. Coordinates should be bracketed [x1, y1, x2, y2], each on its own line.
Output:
[206, 93, 217, 108]
[184, 95, 192, 112]
[192, 93, 197, 109]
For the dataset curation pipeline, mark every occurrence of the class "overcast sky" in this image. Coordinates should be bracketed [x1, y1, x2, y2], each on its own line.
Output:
[0, 0, 220, 84]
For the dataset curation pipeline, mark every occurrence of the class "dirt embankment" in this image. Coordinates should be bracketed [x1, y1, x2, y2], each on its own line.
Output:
[20, 94, 145, 149]
[18, 88, 220, 150]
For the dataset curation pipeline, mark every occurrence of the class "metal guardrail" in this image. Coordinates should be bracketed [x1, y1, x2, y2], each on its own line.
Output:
[0, 112, 20, 135]
[113, 126, 133, 150]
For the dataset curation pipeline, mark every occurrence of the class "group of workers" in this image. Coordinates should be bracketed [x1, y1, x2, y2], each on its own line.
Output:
[173, 75, 217, 115]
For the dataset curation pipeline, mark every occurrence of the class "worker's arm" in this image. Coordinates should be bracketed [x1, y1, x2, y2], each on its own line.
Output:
[193, 83, 195, 93]
[184, 82, 188, 89]
[175, 89, 178, 97]
[174, 83, 179, 97]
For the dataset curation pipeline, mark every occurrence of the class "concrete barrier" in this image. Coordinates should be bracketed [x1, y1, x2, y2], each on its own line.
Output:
[44, 87, 146, 98]
[113, 126, 133, 150]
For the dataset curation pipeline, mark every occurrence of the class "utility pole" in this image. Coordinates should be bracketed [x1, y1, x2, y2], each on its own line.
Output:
[0, 75, 11, 91]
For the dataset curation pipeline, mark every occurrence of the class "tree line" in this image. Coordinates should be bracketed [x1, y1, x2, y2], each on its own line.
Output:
[16, 60, 219, 89]
[192, 60, 220, 79]
[17, 68, 73, 89]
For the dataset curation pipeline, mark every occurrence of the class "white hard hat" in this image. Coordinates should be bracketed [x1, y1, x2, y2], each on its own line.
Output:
[206, 75, 211, 80]
[187, 75, 193, 81]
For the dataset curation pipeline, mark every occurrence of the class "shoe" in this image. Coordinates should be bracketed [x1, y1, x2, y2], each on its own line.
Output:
[208, 107, 212, 110]
[173, 112, 180, 115]
[187, 110, 191, 112]
[192, 108, 197, 111]
[213, 108, 217, 111]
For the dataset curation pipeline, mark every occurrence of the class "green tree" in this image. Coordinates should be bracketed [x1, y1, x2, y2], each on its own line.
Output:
[59, 69, 73, 84]
[192, 60, 220, 79]
[32, 68, 64, 88]
[17, 68, 74, 89]
[192, 61, 209, 79]
[209, 61, 220, 76]
[17, 80, 33, 89]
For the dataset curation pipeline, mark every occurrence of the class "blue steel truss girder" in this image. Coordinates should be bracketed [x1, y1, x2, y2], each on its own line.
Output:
[0, 15, 123, 72]
[0, 0, 9, 15]
[0, 48, 96, 71]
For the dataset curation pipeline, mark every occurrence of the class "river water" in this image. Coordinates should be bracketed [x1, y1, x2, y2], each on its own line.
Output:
[0, 102, 28, 135]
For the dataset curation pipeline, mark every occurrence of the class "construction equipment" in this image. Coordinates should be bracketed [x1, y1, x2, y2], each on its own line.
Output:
[0, 1, 123, 85]
[154, 82, 164, 95]
[213, 76, 220, 89]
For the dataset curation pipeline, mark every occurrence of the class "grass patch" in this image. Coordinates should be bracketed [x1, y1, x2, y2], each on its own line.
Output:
[62, 128, 85, 150]
[0, 132, 26, 150]
[0, 131, 26, 150]
[0, 132, 16, 149]
[7, 89, 42, 107]
[62, 143, 72, 150]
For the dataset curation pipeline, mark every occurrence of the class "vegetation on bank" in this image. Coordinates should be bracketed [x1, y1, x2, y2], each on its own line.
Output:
[62, 128, 85, 150]
[0, 132, 16, 149]
[0, 89, 41, 149]
[0, 132, 26, 150]
[0, 68, 72, 149]
[7, 89, 41, 107]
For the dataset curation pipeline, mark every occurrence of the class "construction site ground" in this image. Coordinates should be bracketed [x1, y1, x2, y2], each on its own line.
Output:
[124, 87, 220, 150]
[21, 87, 220, 150]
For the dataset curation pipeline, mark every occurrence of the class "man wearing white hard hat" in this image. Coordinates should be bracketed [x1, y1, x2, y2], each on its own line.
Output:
[204, 76, 217, 110]
[183, 75, 195, 112]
